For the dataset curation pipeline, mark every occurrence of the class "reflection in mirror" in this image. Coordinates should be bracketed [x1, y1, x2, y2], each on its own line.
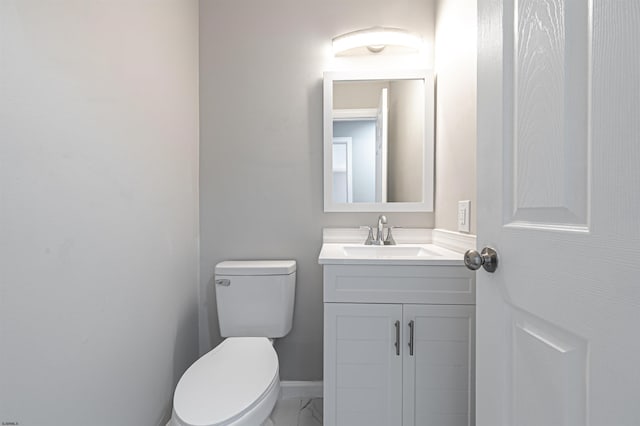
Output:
[333, 79, 424, 203]
[323, 70, 434, 212]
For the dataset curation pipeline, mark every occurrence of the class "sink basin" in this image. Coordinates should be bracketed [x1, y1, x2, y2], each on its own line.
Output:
[318, 242, 464, 265]
[342, 245, 441, 258]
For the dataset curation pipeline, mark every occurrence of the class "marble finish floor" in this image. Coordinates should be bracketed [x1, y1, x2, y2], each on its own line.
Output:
[272, 398, 323, 426]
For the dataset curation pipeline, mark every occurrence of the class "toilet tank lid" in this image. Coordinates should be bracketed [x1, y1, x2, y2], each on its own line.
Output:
[215, 260, 296, 276]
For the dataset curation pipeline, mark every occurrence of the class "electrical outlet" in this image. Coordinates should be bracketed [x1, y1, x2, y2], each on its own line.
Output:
[458, 200, 471, 233]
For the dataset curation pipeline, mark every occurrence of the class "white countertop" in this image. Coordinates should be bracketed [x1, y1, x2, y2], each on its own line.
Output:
[318, 227, 474, 266]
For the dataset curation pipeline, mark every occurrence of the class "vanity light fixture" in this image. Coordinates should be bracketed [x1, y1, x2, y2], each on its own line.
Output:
[332, 27, 422, 56]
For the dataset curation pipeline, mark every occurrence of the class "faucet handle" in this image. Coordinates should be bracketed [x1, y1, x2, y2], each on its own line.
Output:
[384, 227, 396, 245]
[360, 226, 375, 245]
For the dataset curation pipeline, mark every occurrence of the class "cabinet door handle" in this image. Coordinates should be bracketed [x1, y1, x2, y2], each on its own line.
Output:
[408, 320, 415, 356]
[394, 320, 400, 356]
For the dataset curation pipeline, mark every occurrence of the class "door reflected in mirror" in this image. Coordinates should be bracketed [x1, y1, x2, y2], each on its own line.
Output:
[323, 70, 434, 212]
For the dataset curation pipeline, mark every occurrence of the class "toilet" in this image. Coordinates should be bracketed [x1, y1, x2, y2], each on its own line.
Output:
[170, 260, 296, 426]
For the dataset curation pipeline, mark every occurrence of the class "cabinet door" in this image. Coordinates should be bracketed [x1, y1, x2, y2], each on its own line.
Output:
[324, 303, 403, 426]
[403, 305, 476, 426]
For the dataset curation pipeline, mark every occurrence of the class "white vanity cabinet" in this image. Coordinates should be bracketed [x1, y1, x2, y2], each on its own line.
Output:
[323, 264, 476, 426]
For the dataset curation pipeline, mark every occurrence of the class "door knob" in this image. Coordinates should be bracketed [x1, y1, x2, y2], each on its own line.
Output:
[464, 247, 498, 273]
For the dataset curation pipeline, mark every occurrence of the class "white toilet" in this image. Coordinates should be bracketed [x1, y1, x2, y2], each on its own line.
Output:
[170, 260, 296, 426]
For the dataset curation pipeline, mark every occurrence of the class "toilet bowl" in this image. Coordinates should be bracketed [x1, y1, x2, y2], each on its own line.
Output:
[171, 337, 280, 426]
[170, 260, 296, 426]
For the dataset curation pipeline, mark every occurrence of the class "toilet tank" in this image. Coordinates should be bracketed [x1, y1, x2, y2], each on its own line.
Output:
[214, 260, 296, 338]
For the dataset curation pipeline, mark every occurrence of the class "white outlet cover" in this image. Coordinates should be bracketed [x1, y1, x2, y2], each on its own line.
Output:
[458, 200, 471, 233]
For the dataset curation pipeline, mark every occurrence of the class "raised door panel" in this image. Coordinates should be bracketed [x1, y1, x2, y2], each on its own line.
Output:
[402, 304, 475, 426]
[324, 303, 403, 426]
[503, 0, 590, 230]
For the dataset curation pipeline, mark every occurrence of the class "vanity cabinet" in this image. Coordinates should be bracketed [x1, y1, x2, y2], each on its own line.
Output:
[323, 264, 475, 426]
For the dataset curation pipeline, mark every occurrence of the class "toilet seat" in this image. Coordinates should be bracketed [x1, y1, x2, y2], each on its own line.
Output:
[172, 337, 279, 426]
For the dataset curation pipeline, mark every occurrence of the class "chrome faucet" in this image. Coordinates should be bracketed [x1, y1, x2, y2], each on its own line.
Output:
[374, 215, 387, 245]
[363, 215, 396, 245]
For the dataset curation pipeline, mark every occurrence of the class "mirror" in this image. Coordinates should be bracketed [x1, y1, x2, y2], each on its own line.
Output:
[323, 70, 434, 212]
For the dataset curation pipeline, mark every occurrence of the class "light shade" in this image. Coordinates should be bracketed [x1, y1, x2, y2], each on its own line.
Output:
[332, 27, 423, 56]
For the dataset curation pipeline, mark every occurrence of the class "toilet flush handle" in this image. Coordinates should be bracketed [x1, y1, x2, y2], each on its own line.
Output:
[215, 279, 231, 286]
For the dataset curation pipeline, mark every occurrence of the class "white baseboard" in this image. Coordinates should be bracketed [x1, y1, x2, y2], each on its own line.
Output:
[280, 381, 323, 400]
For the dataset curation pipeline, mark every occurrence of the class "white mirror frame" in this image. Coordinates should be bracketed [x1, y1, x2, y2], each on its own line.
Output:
[323, 69, 435, 212]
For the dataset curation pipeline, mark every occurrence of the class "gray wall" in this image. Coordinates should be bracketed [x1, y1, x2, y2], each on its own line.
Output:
[333, 81, 389, 109]
[0, 2, 200, 424]
[434, 0, 477, 233]
[388, 79, 425, 202]
[199, 0, 436, 380]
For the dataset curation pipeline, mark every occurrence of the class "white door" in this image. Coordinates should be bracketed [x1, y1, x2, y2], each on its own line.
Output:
[375, 88, 388, 203]
[477, 1, 640, 425]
